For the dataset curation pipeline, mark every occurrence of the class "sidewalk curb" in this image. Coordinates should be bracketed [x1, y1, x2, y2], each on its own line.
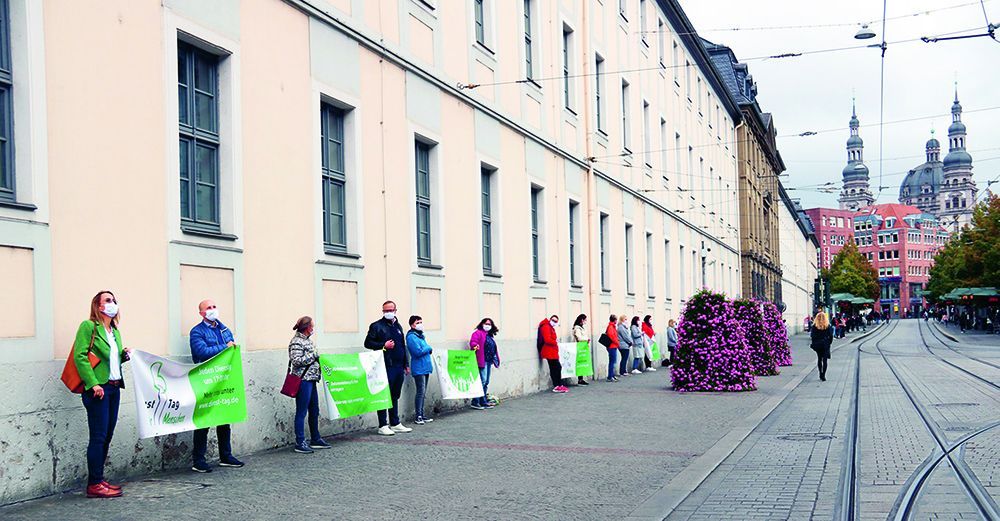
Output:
[932, 322, 960, 343]
[625, 324, 884, 521]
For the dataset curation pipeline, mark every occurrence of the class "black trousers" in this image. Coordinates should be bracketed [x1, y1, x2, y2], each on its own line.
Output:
[547, 359, 562, 387]
[377, 368, 405, 427]
[816, 355, 828, 376]
[193, 424, 232, 465]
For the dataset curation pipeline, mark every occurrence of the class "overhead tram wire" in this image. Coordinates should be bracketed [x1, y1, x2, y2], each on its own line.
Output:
[876, 0, 889, 201]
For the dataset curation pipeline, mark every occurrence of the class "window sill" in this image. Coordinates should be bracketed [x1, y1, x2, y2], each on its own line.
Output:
[0, 200, 37, 212]
[323, 248, 361, 261]
[602, 288, 612, 294]
[418, 262, 444, 271]
[483, 271, 502, 279]
[570, 284, 584, 290]
[533, 279, 548, 286]
[181, 226, 237, 241]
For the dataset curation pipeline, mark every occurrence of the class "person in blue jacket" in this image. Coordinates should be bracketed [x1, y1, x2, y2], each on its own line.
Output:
[189, 299, 244, 473]
[406, 315, 434, 425]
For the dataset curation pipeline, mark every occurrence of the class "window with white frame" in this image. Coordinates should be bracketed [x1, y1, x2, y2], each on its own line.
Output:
[472, 0, 493, 49]
[643, 100, 651, 167]
[657, 19, 665, 67]
[481, 165, 497, 274]
[625, 223, 634, 294]
[531, 185, 545, 282]
[178, 40, 223, 233]
[621, 79, 631, 152]
[595, 54, 605, 133]
[664, 239, 671, 297]
[639, 0, 648, 46]
[646, 232, 654, 297]
[569, 201, 580, 286]
[0, 0, 12, 203]
[320, 102, 349, 253]
[600, 212, 609, 290]
[415, 140, 435, 265]
[523, 0, 535, 81]
[562, 25, 574, 111]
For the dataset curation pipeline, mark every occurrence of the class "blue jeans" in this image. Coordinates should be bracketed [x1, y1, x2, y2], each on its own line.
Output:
[413, 374, 429, 418]
[473, 365, 492, 406]
[607, 348, 619, 379]
[294, 380, 320, 445]
[632, 356, 643, 371]
[82, 384, 121, 485]
[619, 348, 630, 375]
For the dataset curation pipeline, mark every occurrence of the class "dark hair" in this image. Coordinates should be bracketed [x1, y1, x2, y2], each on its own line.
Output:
[631, 316, 640, 327]
[549, 315, 559, 321]
[643, 315, 652, 325]
[293, 316, 313, 333]
[382, 300, 396, 309]
[476, 317, 499, 336]
[409, 315, 422, 327]
[609, 314, 617, 322]
[573, 314, 587, 328]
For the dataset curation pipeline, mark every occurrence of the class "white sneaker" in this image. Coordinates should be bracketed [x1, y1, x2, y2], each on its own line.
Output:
[377, 426, 395, 436]
[631, 369, 642, 374]
[390, 424, 413, 433]
[645, 367, 657, 372]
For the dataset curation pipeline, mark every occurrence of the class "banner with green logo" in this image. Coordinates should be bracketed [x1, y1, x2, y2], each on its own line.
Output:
[131, 347, 247, 439]
[318, 351, 391, 420]
[433, 350, 483, 399]
[574, 341, 593, 377]
[650, 341, 661, 362]
[558, 341, 592, 377]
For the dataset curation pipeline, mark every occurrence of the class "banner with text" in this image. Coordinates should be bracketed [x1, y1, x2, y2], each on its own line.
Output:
[318, 351, 391, 420]
[131, 347, 247, 439]
[433, 350, 484, 399]
[650, 341, 661, 362]
[558, 341, 593, 377]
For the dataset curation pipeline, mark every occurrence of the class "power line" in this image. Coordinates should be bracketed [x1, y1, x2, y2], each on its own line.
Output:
[876, 0, 889, 200]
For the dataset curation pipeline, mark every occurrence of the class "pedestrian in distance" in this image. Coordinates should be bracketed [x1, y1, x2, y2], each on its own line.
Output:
[616, 315, 633, 377]
[641, 315, 657, 372]
[74, 290, 131, 498]
[664, 319, 679, 367]
[630, 316, 645, 374]
[810, 311, 834, 381]
[571, 314, 590, 386]
[469, 317, 501, 408]
[189, 299, 244, 471]
[406, 315, 435, 423]
[288, 316, 331, 454]
[604, 315, 621, 381]
[364, 301, 412, 435]
[537, 315, 567, 393]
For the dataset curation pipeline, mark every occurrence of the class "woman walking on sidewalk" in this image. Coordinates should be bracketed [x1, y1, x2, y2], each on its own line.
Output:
[810, 312, 834, 381]
[604, 315, 620, 381]
[288, 316, 331, 453]
[571, 314, 590, 386]
[616, 315, 633, 377]
[407, 315, 435, 422]
[75, 290, 130, 498]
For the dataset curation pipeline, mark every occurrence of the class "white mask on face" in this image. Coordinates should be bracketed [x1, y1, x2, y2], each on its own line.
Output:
[384, 312, 396, 321]
[205, 308, 220, 322]
[483, 324, 492, 332]
[550, 320, 558, 328]
[102, 302, 119, 318]
[414, 323, 424, 331]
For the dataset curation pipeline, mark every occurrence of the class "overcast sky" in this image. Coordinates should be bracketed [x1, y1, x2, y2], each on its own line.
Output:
[680, 0, 1000, 210]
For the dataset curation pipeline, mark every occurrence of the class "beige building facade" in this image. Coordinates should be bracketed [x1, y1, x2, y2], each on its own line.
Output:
[0, 0, 742, 502]
[777, 187, 819, 334]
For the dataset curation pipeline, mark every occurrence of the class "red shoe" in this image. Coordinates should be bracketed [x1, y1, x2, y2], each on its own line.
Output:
[101, 480, 122, 491]
[86, 483, 123, 498]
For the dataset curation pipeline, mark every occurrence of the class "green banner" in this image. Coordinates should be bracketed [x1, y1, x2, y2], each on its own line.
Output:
[434, 350, 483, 399]
[319, 351, 392, 420]
[188, 346, 248, 429]
[575, 341, 593, 377]
[650, 341, 661, 362]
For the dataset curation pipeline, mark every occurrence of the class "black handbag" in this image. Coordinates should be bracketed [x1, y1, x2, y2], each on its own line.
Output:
[598, 333, 613, 348]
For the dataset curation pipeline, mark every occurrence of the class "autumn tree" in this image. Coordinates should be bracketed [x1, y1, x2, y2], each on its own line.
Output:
[821, 241, 879, 299]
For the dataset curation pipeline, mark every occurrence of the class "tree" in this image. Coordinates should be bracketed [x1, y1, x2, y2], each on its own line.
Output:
[928, 194, 1000, 299]
[821, 241, 879, 299]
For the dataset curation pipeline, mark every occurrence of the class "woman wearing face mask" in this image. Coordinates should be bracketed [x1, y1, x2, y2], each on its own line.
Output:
[604, 315, 620, 382]
[537, 315, 567, 393]
[664, 319, 679, 367]
[641, 315, 657, 372]
[571, 314, 590, 386]
[630, 316, 646, 374]
[406, 315, 434, 423]
[616, 315, 633, 377]
[74, 290, 130, 498]
[288, 316, 330, 454]
[469, 317, 501, 408]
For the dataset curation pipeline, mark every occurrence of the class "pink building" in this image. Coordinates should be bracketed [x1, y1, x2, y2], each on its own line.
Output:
[851, 204, 950, 316]
[804, 208, 856, 269]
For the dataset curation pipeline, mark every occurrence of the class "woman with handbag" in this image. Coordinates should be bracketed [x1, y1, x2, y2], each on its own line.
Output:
[73, 290, 130, 498]
[810, 312, 834, 381]
[288, 316, 330, 454]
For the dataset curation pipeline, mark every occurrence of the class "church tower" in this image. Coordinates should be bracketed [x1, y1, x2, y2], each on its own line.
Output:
[939, 86, 977, 231]
[838, 101, 875, 211]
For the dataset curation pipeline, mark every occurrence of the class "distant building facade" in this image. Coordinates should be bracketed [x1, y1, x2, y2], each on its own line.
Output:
[778, 186, 819, 333]
[804, 207, 856, 269]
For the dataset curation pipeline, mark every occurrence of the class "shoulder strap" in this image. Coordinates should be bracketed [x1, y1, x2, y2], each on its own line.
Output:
[88, 321, 98, 354]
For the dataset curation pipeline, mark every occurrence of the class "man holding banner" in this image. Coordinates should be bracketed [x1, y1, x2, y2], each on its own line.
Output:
[363, 300, 412, 436]
[189, 299, 244, 473]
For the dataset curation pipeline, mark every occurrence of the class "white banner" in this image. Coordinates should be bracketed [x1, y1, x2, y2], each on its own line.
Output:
[432, 350, 484, 400]
[558, 342, 578, 377]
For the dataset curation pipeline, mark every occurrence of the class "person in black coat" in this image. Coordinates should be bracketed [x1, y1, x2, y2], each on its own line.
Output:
[364, 300, 411, 435]
[810, 311, 834, 381]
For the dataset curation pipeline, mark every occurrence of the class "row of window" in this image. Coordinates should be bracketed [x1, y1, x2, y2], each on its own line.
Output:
[0, 0, 16, 203]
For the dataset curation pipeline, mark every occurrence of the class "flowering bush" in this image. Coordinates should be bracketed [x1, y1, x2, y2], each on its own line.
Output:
[733, 299, 780, 376]
[762, 302, 792, 366]
[671, 290, 757, 392]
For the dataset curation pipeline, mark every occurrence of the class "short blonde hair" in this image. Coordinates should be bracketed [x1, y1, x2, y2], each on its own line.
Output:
[813, 312, 830, 330]
[618, 314, 628, 322]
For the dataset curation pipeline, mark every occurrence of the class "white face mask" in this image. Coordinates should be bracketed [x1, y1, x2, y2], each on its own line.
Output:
[205, 308, 220, 322]
[384, 312, 396, 321]
[102, 302, 119, 318]
[414, 323, 424, 331]
[483, 324, 492, 332]
[550, 320, 558, 329]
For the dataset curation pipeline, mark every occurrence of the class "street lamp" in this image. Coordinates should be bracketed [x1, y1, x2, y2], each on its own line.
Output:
[854, 24, 876, 40]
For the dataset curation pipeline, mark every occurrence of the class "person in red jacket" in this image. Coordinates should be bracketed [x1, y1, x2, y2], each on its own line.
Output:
[538, 315, 567, 393]
[605, 315, 620, 382]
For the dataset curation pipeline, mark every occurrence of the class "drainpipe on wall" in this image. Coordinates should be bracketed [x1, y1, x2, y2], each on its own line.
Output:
[580, 0, 599, 376]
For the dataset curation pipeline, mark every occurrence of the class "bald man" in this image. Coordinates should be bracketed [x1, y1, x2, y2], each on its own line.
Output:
[189, 299, 243, 472]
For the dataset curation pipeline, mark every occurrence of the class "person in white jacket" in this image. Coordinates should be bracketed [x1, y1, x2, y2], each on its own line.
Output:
[571, 314, 590, 386]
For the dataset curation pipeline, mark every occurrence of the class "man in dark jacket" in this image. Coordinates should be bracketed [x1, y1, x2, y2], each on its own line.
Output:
[189, 299, 243, 472]
[364, 300, 411, 435]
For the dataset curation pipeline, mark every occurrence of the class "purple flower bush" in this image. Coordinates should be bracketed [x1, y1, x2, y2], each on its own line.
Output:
[762, 302, 792, 366]
[671, 290, 757, 392]
[733, 299, 780, 376]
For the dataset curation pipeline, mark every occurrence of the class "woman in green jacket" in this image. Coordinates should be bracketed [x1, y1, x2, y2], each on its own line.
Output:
[74, 290, 130, 498]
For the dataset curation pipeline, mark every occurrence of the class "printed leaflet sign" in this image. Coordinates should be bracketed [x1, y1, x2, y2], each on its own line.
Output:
[318, 351, 392, 420]
[433, 350, 483, 399]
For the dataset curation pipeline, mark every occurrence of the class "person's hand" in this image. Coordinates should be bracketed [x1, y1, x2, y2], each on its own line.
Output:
[405, 367, 411, 375]
[384, 340, 395, 350]
[226, 341, 235, 347]
[471, 345, 480, 351]
[122, 347, 132, 362]
[91, 385, 104, 400]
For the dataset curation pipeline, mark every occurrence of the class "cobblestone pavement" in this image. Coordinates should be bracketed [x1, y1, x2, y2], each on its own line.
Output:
[3, 321, 996, 521]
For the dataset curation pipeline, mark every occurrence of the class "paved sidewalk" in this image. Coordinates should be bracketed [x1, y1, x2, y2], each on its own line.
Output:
[2, 331, 833, 521]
